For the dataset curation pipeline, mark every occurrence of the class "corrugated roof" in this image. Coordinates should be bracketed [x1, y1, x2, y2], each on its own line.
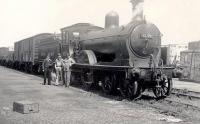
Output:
[15, 33, 53, 43]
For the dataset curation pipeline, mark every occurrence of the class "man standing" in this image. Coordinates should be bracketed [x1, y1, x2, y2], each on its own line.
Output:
[42, 55, 52, 85]
[63, 55, 75, 87]
[55, 53, 63, 86]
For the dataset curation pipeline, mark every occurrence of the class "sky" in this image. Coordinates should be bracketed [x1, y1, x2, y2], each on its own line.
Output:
[0, 0, 200, 47]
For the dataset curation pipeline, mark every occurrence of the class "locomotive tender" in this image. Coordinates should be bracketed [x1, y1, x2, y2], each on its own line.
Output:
[63, 11, 173, 99]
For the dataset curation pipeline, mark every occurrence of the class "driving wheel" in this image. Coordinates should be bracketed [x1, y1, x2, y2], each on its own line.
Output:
[126, 80, 138, 100]
[102, 75, 116, 95]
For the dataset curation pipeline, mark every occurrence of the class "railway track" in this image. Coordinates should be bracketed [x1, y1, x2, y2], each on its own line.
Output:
[132, 90, 200, 122]
[82, 86, 200, 112]
[164, 98, 200, 111]
[171, 88, 200, 100]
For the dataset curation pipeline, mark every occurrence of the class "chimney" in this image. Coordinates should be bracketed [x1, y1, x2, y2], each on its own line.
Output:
[130, 0, 144, 21]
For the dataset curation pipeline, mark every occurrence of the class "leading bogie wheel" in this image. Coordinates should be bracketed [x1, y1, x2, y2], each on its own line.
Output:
[153, 78, 172, 99]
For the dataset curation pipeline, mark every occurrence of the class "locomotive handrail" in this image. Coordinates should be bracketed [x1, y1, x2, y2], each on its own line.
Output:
[139, 67, 175, 70]
[72, 63, 133, 71]
[72, 63, 174, 70]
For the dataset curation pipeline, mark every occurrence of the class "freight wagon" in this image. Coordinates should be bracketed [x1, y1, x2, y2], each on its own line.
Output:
[37, 34, 61, 73]
[13, 33, 53, 73]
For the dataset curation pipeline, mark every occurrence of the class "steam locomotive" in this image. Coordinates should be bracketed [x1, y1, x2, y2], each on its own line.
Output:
[63, 11, 173, 99]
[0, 11, 173, 100]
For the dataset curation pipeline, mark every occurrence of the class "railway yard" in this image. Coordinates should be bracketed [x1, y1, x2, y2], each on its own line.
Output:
[0, 66, 200, 124]
[1, 0, 200, 124]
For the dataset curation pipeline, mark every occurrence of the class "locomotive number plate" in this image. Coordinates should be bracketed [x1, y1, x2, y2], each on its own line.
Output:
[140, 34, 152, 39]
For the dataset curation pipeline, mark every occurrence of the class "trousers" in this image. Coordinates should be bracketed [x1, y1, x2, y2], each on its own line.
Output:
[44, 68, 51, 85]
[63, 70, 71, 87]
[55, 67, 62, 85]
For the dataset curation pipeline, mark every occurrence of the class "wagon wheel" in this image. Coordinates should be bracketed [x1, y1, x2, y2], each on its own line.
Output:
[153, 78, 172, 99]
[81, 72, 93, 91]
[102, 75, 116, 95]
[126, 80, 139, 100]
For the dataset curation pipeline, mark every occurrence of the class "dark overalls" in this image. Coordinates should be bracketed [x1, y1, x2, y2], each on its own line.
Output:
[43, 58, 52, 85]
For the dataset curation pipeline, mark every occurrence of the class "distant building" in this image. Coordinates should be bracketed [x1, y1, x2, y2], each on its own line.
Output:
[188, 40, 200, 50]
[180, 50, 200, 81]
[0, 47, 9, 59]
[161, 44, 188, 65]
[180, 41, 200, 82]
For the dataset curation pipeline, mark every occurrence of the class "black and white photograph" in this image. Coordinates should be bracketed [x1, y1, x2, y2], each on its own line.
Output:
[0, 0, 200, 123]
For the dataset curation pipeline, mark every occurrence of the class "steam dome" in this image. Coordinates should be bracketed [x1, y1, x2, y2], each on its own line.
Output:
[105, 11, 119, 29]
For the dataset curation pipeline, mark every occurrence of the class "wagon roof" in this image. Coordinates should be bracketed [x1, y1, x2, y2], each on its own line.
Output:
[15, 33, 53, 43]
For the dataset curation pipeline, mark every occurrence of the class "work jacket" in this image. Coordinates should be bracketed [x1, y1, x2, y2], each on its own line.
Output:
[42, 58, 52, 70]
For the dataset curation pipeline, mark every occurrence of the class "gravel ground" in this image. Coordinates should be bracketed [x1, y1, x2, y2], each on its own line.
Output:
[134, 93, 200, 124]
[0, 66, 194, 124]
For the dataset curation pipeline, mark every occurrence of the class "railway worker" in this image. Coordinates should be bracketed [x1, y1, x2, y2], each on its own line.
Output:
[55, 53, 64, 86]
[42, 55, 53, 85]
[63, 55, 75, 87]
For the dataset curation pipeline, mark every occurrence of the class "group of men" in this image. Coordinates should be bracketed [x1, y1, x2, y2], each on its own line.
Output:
[42, 53, 75, 87]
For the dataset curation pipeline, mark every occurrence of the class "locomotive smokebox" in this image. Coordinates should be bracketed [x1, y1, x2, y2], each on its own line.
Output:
[105, 11, 119, 29]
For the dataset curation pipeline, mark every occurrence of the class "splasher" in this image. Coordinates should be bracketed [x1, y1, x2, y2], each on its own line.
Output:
[130, 0, 144, 21]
